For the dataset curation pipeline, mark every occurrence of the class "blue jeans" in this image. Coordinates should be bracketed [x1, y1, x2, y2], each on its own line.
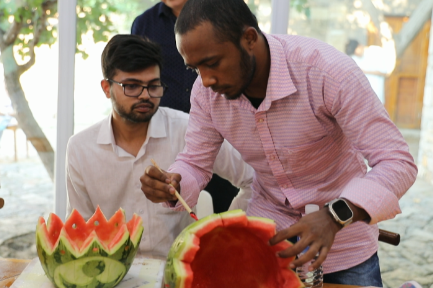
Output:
[324, 252, 383, 287]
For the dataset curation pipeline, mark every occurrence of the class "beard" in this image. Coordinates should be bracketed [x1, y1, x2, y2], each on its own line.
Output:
[223, 46, 256, 100]
[110, 90, 158, 123]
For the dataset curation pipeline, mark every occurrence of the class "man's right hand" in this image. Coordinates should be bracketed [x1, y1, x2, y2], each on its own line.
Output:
[140, 165, 182, 203]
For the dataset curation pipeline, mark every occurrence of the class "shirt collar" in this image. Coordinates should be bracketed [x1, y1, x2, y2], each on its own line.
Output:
[158, 2, 175, 18]
[259, 33, 297, 110]
[96, 115, 115, 146]
[219, 33, 297, 111]
[146, 108, 167, 139]
[96, 109, 168, 147]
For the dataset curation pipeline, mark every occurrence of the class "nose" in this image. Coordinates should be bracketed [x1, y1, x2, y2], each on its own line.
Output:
[200, 70, 217, 88]
[137, 87, 151, 100]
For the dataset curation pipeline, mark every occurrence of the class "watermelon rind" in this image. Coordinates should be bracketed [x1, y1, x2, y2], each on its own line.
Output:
[53, 256, 126, 288]
[36, 208, 143, 288]
[164, 210, 303, 288]
[127, 214, 144, 248]
[220, 209, 248, 227]
[164, 213, 224, 288]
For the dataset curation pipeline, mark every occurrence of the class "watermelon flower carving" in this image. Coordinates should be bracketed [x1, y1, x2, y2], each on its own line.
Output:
[165, 210, 303, 288]
[36, 206, 143, 288]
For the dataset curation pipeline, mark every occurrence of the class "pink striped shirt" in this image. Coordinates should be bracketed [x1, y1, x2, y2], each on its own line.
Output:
[168, 33, 417, 273]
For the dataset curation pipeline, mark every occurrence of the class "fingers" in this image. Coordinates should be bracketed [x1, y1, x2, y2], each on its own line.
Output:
[290, 245, 329, 271]
[140, 166, 179, 203]
[270, 209, 338, 270]
[310, 246, 329, 270]
[273, 237, 329, 270]
[275, 234, 308, 260]
[269, 226, 300, 246]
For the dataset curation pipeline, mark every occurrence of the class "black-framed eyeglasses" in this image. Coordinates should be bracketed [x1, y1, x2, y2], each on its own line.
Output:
[106, 79, 167, 98]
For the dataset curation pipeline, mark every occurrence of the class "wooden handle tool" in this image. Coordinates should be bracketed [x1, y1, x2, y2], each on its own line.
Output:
[150, 159, 198, 221]
[378, 229, 400, 246]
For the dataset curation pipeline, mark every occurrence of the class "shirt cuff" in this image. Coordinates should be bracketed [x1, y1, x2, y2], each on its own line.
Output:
[340, 177, 401, 225]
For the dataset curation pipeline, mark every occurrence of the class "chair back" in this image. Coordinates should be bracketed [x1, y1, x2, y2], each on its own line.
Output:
[196, 190, 213, 219]
[0, 197, 4, 209]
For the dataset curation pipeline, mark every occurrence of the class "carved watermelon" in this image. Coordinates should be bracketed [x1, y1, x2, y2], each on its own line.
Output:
[36, 206, 143, 288]
[165, 210, 303, 288]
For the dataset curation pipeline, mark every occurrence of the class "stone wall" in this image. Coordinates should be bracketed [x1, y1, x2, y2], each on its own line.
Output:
[418, 10, 433, 184]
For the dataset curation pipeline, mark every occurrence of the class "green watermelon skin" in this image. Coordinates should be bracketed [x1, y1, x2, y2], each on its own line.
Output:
[36, 233, 142, 284]
[164, 210, 303, 288]
[53, 256, 127, 288]
[36, 207, 143, 288]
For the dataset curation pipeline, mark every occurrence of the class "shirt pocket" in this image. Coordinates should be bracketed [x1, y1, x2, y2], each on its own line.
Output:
[284, 135, 335, 178]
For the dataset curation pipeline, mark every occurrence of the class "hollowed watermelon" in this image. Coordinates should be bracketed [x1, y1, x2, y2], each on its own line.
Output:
[36, 206, 143, 288]
[165, 210, 303, 288]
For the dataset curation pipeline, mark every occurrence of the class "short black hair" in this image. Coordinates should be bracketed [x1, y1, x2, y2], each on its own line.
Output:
[101, 34, 162, 80]
[175, 0, 261, 47]
[345, 39, 360, 56]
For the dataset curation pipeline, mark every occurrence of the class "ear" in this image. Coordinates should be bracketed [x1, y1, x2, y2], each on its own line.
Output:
[101, 79, 111, 99]
[242, 27, 259, 51]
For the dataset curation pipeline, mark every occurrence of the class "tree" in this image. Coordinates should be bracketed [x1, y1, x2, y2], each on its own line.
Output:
[0, 0, 154, 180]
[361, 0, 432, 57]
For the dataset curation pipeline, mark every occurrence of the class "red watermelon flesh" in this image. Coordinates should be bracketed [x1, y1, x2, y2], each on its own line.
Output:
[37, 206, 143, 256]
[164, 210, 302, 288]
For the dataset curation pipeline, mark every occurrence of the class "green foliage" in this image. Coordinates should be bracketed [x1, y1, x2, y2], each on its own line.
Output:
[0, 0, 157, 61]
[291, 0, 310, 18]
[76, 0, 117, 59]
[0, 0, 310, 61]
[245, 0, 258, 15]
[0, 0, 57, 60]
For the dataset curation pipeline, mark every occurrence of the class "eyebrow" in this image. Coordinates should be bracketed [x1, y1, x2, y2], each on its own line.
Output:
[119, 77, 161, 84]
[185, 56, 217, 68]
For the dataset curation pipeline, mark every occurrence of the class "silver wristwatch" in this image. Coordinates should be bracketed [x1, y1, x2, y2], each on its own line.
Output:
[324, 198, 354, 228]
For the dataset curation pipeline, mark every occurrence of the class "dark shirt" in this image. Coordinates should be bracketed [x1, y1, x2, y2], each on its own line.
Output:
[131, 2, 197, 113]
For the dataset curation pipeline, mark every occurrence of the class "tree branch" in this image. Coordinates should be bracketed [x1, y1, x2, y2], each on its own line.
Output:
[361, 0, 383, 34]
[0, 29, 5, 49]
[394, 0, 433, 58]
[18, 1, 56, 75]
[3, 19, 22, 47]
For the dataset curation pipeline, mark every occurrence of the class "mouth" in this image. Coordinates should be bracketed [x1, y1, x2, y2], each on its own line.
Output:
[132, 103, 153, 112]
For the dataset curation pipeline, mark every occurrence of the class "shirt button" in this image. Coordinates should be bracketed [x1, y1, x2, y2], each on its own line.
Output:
[136, 184, 140, 189]
[269, 155, 275, 161]
[281, 184, 288, 189]
[185, 88, 189, 92]
[257, 118, 264, 123]
[139, 209, 144, 214]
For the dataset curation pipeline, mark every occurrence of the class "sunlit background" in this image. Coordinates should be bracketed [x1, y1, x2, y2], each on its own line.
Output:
[0, 0, 432, 286]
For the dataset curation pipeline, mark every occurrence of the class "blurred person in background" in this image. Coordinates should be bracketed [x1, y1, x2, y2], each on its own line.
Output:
[345, 38, 396, 105]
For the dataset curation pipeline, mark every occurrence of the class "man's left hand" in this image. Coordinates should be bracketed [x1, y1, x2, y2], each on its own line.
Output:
[269, 200, 369, 270]
[269, 208, 341, 271]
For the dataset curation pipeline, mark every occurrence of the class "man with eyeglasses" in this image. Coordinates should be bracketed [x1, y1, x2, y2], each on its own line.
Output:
[65, 34, 254, 257]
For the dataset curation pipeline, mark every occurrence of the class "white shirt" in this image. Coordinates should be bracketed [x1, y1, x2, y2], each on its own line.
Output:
[66, 107, 253, 257]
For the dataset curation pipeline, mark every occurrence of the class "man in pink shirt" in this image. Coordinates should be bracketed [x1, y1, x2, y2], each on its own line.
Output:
[139, 0, 417, 285]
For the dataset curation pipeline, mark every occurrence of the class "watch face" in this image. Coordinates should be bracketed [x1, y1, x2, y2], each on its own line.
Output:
[333, 200, 353, 221]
